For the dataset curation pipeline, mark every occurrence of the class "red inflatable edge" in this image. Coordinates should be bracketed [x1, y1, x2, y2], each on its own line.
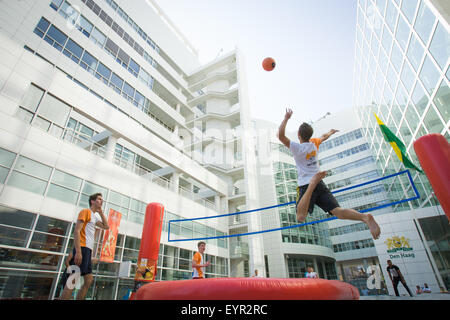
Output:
[131, 277, 360, 300]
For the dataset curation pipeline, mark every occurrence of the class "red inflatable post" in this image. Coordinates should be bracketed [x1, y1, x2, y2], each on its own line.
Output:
[413, 134, 450, 221]
[134, 203, 164, 283]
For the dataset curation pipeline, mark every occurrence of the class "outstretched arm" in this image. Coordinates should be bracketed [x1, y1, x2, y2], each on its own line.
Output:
[278, 108, 293, 148]
[320, 129, 339, 142]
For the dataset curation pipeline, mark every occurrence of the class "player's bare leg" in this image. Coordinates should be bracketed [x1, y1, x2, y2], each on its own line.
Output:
[60, 285, 74, 300]
[296, 171, 327, 222]
[331, 207, 381, 239]
[76, 274, 93, 300]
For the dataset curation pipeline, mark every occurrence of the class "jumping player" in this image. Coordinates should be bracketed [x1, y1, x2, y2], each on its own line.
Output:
[277, 108, 380, 239]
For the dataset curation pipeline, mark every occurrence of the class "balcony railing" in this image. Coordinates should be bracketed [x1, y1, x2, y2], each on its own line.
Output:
[228, 212, 248, 227]
[229, 238, 249, 259]
[62, 128, 107, 158]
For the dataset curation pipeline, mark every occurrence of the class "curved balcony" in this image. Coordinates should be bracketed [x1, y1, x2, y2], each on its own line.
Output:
[188, 68, 237, 92]
[187, 87, 239, 108]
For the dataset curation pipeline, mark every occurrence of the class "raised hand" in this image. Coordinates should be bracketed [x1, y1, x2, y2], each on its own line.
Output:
[285, 108, 293, 120]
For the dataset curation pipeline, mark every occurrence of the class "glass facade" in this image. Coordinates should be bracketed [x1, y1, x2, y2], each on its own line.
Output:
[0, 147, 226, 247]
[354, 0, 449, 211]
[0, 143, 229, 299]
[0, 204, 228, 300]
[336, 258, 388, 296]
[354, 0, 449, 291]
[286, 255, 337, 280]
[418, 214, 450, 290]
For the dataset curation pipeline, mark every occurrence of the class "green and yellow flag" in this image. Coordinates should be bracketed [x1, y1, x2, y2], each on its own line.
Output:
[374, 113, 422, 172]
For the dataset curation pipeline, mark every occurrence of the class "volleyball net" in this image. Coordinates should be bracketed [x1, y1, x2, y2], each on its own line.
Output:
[167, 170, 420, 242]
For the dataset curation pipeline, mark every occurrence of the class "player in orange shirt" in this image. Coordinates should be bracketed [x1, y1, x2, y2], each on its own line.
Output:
[192, 241, 210, 279]
[60, 193, 109, 300]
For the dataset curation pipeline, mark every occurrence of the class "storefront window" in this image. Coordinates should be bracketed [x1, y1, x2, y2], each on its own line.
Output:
[418, 215, 450, 290]
[0, 269, 57, 299]
[337, 259, 388, 296]
[0, 248, 62, 272]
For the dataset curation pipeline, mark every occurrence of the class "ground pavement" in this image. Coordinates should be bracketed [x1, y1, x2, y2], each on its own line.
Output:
[359, 292, 450, 300]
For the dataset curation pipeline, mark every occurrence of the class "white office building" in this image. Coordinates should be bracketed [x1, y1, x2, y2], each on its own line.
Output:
[0, 0, 263, 299]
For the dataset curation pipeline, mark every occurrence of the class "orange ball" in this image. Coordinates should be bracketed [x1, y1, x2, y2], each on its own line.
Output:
[262, 57, 276, 71]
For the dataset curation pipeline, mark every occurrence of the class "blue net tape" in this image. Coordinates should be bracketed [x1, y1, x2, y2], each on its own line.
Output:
[168, 170, 419, 242]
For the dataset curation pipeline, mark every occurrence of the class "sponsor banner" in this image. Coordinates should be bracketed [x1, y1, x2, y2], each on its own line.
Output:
[134, 258, 157, 282]
[100, 209, 122, 263]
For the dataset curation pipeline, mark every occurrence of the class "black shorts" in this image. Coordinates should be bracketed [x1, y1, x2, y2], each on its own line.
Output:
[296, 181, 339, 215]
[68, 247, 92, 276]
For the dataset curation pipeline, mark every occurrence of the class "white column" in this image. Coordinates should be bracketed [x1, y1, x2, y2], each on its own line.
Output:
[322, 260, 327, 279]
[105, 135, 118, 162]
[171, 171, 180, 193]
[214, 195, 221, 212]
[313, 258, 319, 276]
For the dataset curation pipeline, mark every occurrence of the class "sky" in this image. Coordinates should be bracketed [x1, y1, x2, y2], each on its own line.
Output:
[154, 0, 358, 133]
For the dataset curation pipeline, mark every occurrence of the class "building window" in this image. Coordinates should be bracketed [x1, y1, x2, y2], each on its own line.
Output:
[109, 73, 124, 93]
[423, 105, 444, 134]
[34, 17, 50, 38]
[326, 156, 375, 177]
[7, 156, 52, 196]
[122, 82, 135, 102]
[76, 15, 93, 38]
[34, 94, 71, 137]
[28, 215, 70, 252]
[401, 0, 419, 24]
[0, 205, 36, 247]
[0, 148, 16, 184]
[419, 55, 441, 95]
[107, 190, 130, 219]
[79, 181, 108, 209]
[396, 15, 410, 51]
[414, 1, 436, 45]
[90, 27, 106, 48]
[129, 199, 146, 224]
[16, 83, 44, 122]
[46, 170, 82, 205]
[80, 51, 98, 74]
[50, 0, 63, 11]
[95, 62, 112, 84]
[44, 25, 68, 52]
[128, 59, 140, 77]
[64, 118, 95, 144]
[63, 39, 83, 64]
[407, 33, 425, 72]
[117, 48, 130, 68]
[433, 80, 449, 122]
[429, 22, 450, 70]
[59, 1, 79, 23]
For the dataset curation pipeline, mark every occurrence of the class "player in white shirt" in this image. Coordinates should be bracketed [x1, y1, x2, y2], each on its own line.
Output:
[278, 108, 380, 240]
